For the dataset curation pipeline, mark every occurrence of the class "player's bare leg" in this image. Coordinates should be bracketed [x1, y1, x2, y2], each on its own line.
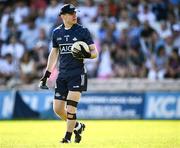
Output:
[53, 99, 67, 120]
[60, 91, 80, 143]
[53, 94, 85, 143]
[67, 91, 86, 143]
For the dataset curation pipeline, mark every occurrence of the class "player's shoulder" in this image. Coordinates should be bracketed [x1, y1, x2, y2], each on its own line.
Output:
[74, 23, 89, 32]
[52, 24, 63, 33]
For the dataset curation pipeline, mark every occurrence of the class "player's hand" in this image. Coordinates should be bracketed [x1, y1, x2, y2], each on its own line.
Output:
[39, 71, 51, 89]
[72, 45, 91, 59]
[39, 78, 49, 89]
[72, 50, 84, 59]
[79, 44, 91, 58]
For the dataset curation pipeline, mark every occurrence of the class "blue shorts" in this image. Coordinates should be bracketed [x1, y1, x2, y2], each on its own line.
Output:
[54, 72, 87, 101]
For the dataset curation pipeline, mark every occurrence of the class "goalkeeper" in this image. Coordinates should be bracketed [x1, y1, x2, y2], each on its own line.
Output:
[39, 4, 98, 143]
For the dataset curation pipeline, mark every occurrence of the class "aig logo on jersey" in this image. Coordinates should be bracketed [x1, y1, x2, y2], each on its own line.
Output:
[59, 43, 72, 54]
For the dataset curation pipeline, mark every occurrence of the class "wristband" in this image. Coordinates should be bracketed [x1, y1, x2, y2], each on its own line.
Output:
[44, 70, 51, 78]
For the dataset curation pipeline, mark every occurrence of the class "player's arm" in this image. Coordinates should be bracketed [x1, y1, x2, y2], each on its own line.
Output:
[46, 47, 59, 72]
[73, 43, 98, 59]
[72, 28, 98, 59]
[39, 47, 59, 89]
[89, 44, 98, 59]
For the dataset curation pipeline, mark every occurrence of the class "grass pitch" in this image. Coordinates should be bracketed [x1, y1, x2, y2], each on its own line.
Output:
[0, 120, 179, 148]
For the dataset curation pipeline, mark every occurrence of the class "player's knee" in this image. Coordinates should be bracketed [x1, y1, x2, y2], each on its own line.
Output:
[67, 111, 77, 120]
[53, 105, 65, 117]
[66, 105, 75, 114]
[66, 100, 78, 120]
[67, 100, 78, 112]
[67, 105, 77, 120]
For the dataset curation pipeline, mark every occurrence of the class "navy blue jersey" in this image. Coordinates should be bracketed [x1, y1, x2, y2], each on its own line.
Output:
[52, 23, 94, 76]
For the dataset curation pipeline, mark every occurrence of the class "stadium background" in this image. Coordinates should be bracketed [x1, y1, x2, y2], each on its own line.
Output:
[0, 0, 179, 120]
[0, 0, 179, 147]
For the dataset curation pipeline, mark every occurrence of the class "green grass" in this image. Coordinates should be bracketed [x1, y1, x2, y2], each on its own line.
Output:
[0, 120, 179, 148]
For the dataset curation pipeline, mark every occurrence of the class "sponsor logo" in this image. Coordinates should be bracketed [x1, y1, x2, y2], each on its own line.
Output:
[70, 4, 74, 9]
[64, 35, 70, 41]
[73, 85, 80, 88]
[73, 37, 77, 41]
[55, 92, 61, 97]
[81, 74, 85, 86]
[59, 43, 73, 54]
[145, 95, 180, 119]
[57, 37, 62, 41]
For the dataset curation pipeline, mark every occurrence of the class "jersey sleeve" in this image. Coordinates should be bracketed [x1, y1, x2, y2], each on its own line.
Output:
[83, 28, 94, 45]
[51, 30, 58, 48]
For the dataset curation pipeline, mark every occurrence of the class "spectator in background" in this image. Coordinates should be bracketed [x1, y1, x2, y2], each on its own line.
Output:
[157, 21, 172, 39]
[118, 28, 129, 48]
[3, 17, 22, 46]
[151, 0, 168, 21]
[107, 19, 120, 43]
[33, 43, 49, 78]
[20, 51, 38, 84]
[20, 16, 39, 50]
[162, 31, 174, 56]
[113, 44, 128, 77]
[172, 23, 180, 49]
[96, 1, 109, 22]
[155, 45, 168, 73]
[139, 21, 156, 58]
[168, 0, 179, 20]
[128, 1, 139, 19]
[0, 53, 17, 85]
[137, 3, 156, 25]
[114, 0, 129, 22]
[1, 35, 24, 60]
[96, 0, 118, 23]
[99, 18, 119, 43]
[45, 0, 62, 23]
[148, 46, 168, 80]
[117, 8, 129, 30]
[78, 0, 97, 25]
[13, 0, 29, 24]
[35, 27, 49, 49]
[98, 19, 109, 41]
[165, 47, 180, 78]
[35, 8, 51, 36]
[30, 0, 47, 11]
[128, 45, 147, 78]
[128, 18, 141, 41]
[108, 0, 118, 18]
[0, 6, 12, 42]
[97, 41, 113, 78]
[32, 28, 49, 77]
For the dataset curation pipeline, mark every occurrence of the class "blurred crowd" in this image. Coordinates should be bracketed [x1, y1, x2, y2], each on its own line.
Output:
[0, 0, 180, 87]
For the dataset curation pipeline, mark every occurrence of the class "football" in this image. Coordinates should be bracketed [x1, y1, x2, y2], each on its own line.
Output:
[71, 41, 90, 53]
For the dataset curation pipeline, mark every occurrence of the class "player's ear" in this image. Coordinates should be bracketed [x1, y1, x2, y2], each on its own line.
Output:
[60, 15, 63, 19]
[60, 14, 66, 20]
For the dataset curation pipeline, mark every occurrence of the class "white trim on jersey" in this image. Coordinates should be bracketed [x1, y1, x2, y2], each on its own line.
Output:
[60, 52, 72, 54]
